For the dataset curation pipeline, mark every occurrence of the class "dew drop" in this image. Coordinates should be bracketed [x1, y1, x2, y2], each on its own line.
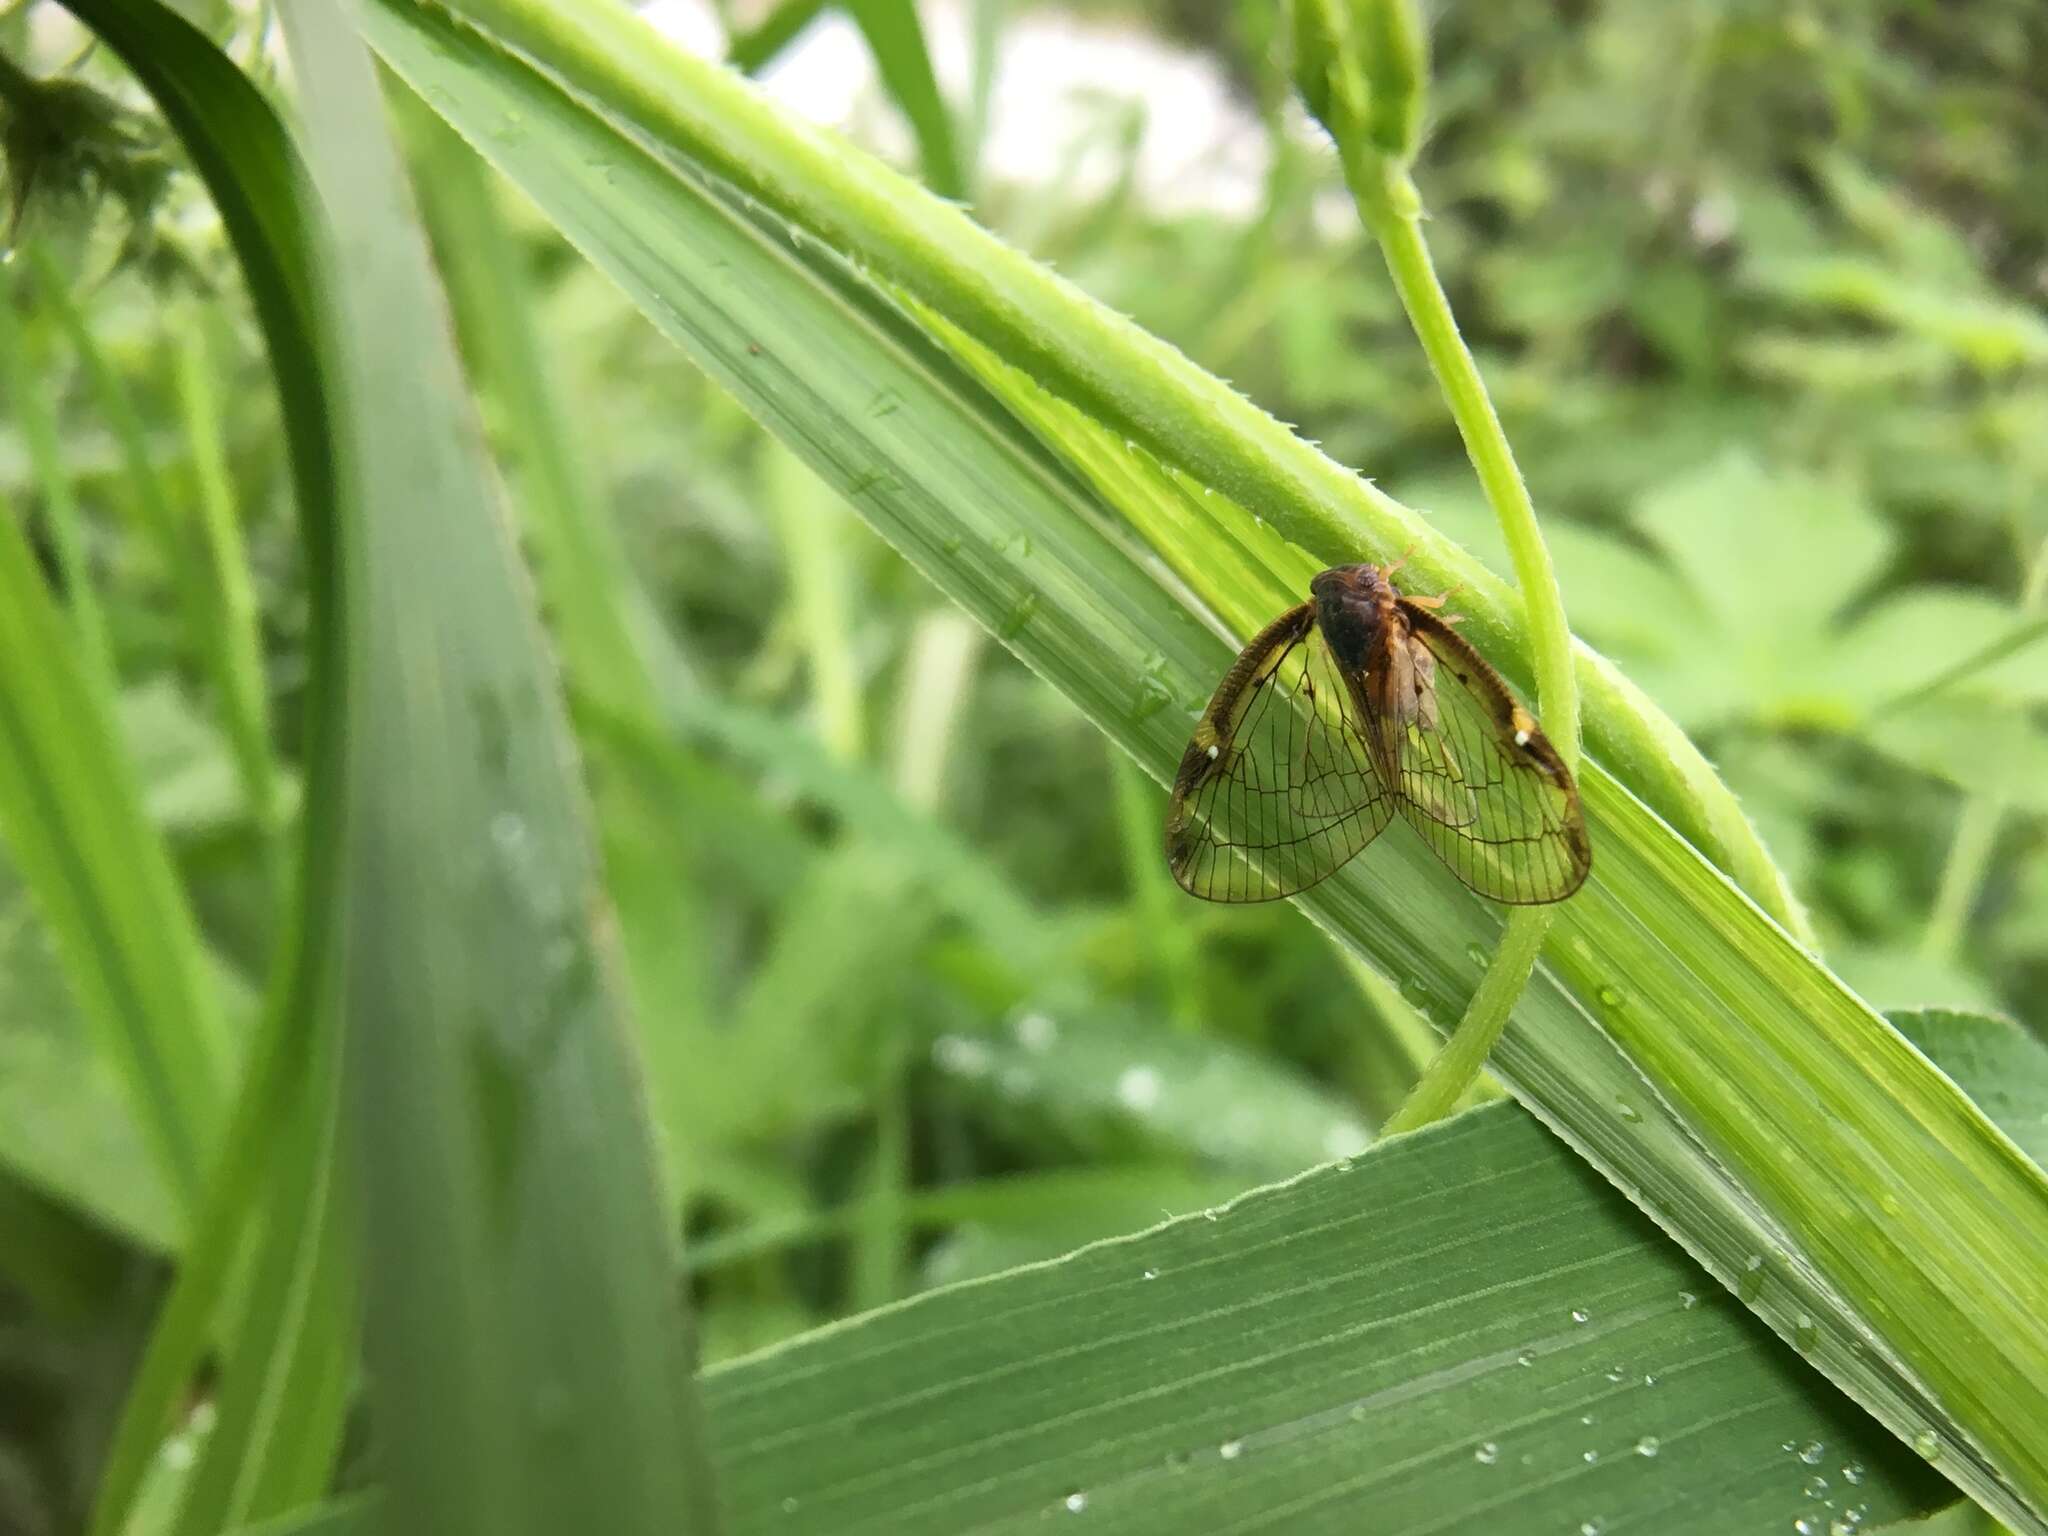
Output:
[781, 1497, 799, 1514]
[1795, 1520, 1817, 1536]
[1219, 1438, 1244, 1461]
[1635, 1435, 1660, 1458]
[1912, 1430, 1940, 1461]
[1131, 677, 1175, 723]
[1738, 1255, 1765, 1301]
[1141, 1268, 1160, 1281]
[1064, 1491, 1088, 1513]
[490, 812, 528, 854]
[1582, 1448, 1599, 1465]
[1012, 1011, 1058, 1051]
[1840, 1464, 1863, 1486]
[1798, 1441, 1824, 1465]
[1792, 1314, 1818, 1352]
[1604, 1366, 1625, 1383]
[997, 590, 1040, 640]
[1679, 1291, 1699, 1310]
[1515, 1351, 1535, 1368]
[1571, 1308, 1591, 1325]
[1474, 1441, 1499, 1465]
[1581, 1522, 1604, 1536]
[1613, 1096, 1643, 1124]
[1115, 1064, 1164, 1112]
[1804, 1474, 1828, 1497]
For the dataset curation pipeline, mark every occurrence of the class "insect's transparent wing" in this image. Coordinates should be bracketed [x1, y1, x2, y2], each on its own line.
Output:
[1166, 607, 1395, 903]
[1380, 605, 1591, 904]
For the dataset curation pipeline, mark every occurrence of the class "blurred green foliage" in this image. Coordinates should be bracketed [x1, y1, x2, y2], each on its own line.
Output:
[0, 2, 2044, 1531]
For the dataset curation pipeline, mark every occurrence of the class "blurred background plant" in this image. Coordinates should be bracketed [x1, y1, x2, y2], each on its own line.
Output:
[0, 1, 2043, 1532]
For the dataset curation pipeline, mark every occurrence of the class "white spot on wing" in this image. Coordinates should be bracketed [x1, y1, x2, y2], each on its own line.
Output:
[1206, 744, 1220, 760]
[1514, 728, 1531, 746]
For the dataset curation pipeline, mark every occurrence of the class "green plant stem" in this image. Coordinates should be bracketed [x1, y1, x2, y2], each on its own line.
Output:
[1921, 798, 2002, 966]
[1342, 155, 1579, 769]
[1917, 532, 2048, 964]
[1337, 148, 1580, 1134]
[1381, 909, 1549, 1134]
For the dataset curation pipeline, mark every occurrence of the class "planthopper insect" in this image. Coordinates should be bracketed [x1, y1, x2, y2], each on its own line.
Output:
[1165, 562, 1590, 904]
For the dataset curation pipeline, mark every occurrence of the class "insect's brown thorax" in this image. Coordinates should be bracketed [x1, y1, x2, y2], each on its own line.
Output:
[1309, 564, 1398, 674]
[1311, 564, 1439, 733]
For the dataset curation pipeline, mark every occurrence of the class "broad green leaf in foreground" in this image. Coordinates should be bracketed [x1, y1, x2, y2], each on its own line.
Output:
[706, 1103, 1951, 1536]
[361, 8, 2048, 1527]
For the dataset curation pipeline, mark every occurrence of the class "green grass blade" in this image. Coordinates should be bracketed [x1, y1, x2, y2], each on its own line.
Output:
[0, 483, 225, 1210]
[282, 5, 719, 1533]
[845, 0, 967, 199]
[356, 12, 2048, 1528]
[0, 270, 117, 690]
[47, 3, 356, 1532]
[726, 0, 829, 74]
[0, 862, 180, 1249]
[167, 303, 285, 867]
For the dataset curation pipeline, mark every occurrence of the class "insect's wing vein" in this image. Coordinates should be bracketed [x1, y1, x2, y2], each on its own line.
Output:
[1382, 604, 1592, 904]
[1165, 609, 1395, 903]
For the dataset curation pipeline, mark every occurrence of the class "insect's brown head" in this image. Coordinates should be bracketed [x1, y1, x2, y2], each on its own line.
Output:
[1308, 563, 1381, 603]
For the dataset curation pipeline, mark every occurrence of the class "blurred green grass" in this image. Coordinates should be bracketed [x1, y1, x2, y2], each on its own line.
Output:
[1, 2, 2046, 1533]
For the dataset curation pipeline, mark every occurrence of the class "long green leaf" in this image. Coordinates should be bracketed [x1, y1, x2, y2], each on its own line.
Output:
[359, 11, 2048, 1528]
[48, 3, 357, 1532]
[281, 5, 719, 1534]
[0, 468, 224, 1209]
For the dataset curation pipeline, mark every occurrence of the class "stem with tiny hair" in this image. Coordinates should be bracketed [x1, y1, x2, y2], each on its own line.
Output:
[1334, 144, 1582, 1136]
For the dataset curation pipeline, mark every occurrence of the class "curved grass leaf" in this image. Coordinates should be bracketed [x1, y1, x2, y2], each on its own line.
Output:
[47, 2, 356, 1531]
[358, 11, 2048, 1527]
